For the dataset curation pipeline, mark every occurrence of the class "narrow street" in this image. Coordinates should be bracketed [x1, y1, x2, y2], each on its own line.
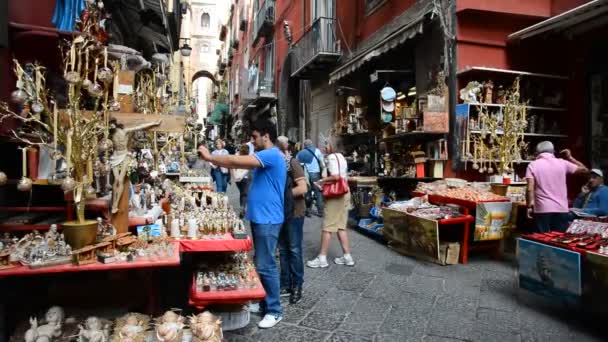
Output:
[225, 188, 602, 342]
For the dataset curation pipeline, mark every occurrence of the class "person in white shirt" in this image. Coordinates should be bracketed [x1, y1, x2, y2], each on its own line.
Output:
[210, 139, 230, 193]
[307, 137, 355, 268]
[232, 144, 251, 217]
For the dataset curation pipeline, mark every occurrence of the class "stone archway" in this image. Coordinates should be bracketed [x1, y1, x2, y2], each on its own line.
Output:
[191, 69, 218, 85]
[278, 51, 301, 142]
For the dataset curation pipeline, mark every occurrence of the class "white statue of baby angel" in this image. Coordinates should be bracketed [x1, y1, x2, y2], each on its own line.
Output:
[25, 306, 65, 342]
[78, 316, 109, 342]
[189, 312, 222, 342]
[155, 311, 184, 342]
[118, 315, 144, 341]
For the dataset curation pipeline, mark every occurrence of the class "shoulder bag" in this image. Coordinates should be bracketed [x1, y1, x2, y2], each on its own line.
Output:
[322, 154, 349, 198]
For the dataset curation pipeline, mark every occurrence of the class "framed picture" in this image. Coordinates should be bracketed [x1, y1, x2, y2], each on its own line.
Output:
[518, 238, 582, 301]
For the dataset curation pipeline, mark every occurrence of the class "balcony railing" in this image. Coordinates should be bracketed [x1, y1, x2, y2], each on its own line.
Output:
[252, 0, 275, 44]
[291, 17, 341, 79]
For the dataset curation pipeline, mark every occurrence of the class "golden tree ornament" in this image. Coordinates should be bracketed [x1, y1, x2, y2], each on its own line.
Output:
[466, 78, 528, 175]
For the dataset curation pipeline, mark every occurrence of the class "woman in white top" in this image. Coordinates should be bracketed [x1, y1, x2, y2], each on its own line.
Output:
[232, 144, 251, 217]
[307, 137, 355, 268]
[210, 139, 230, 193]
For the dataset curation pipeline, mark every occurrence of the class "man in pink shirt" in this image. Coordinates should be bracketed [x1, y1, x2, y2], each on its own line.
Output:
[526, 141, 588, 232]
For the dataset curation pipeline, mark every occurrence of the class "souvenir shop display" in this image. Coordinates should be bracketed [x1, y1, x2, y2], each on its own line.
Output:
[461, 79, 529, 174]
[195, 253, 259, 292]
[415, 180, 508, 202]
[14, 228, 73, 268]
[388, 197, 463, 220]
[525, 220, 608, 253]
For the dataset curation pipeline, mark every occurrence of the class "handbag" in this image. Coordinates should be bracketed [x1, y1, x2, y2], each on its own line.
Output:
[322, 154, 350, 198]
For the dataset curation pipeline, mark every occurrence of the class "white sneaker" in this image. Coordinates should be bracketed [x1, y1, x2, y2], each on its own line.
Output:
[306, 257, 329, 268]
[258, 314, 282, 329]
[334, 255, 355, 266]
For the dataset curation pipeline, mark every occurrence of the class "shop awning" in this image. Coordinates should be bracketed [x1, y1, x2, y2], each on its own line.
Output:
[508, 0, 608, 41]
[328, 0, 434, 84]
[208, 103, 229, 125]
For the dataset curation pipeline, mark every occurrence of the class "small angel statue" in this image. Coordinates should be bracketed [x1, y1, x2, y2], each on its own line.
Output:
[78, 316, 110, 342]
[24, 306, 65, 342]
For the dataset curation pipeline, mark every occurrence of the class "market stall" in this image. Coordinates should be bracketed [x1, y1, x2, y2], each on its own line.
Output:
[517, 219, 608, 314]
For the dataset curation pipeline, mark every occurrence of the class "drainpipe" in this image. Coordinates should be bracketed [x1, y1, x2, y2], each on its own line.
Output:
[448, 0, 458, 172]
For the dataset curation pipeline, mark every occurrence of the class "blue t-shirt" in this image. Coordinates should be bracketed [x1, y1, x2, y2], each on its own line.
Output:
[296, 148, 323, 173]
[573, 185, 608, 216]
[246, 147, 286, 224]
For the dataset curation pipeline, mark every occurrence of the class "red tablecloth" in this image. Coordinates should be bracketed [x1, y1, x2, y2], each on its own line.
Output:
[177, 234, 252, 252]
[0, 242, 181, 277]
[189, 274, 266, 307]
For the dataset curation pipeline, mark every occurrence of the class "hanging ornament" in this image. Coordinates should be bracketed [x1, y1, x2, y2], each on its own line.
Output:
[84, 184, 96, 199]
[17, 177, 33, 192]
[88, 83, 103, 98]
[0, 171, 7, 186]
[31, 102, 44, 114]
[110, 100, 120, 112]
[10, 89, 28, 104]
[17, 148, 32, 192]
[61, 177, 76, 192]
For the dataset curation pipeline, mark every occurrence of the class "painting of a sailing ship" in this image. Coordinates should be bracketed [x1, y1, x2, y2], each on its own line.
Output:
[518, 239, 582, 301]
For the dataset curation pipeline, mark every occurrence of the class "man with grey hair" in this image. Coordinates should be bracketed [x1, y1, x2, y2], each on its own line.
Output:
[296, 139, 325, 217]
[526, 141, 588, 232]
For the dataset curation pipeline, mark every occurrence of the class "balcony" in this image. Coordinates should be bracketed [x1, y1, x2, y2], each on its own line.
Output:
[252, 0, 275, 45]
[291, 17, 342, 79]
[242, 46, 276, 112]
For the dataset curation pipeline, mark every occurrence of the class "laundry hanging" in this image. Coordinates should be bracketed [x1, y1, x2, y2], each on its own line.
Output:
[52, 0, 86, 32]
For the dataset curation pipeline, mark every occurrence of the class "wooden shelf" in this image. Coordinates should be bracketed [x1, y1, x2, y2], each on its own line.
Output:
[469, 130, 567, 138]
[465, 102, 566, 112]
[457, 66, 568, 80]
[380, 131, 446, 143]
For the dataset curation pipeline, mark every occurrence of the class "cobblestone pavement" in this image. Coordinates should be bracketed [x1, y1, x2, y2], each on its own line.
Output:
[224, 185, 603, 342]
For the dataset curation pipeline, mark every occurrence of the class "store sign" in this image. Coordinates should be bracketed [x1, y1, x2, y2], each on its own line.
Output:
[474, 202, 513, 241]
[518, 239, 582, 301]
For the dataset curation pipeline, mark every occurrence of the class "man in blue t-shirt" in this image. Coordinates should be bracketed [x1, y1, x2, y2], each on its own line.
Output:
[572, 169, 608, 217]
[198, 119, 286, 329]
[296, 139, 325, 217]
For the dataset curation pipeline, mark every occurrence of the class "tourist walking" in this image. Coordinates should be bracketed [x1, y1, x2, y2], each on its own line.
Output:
[307, 137, 355, 268]
[276, 136, 308, 304]
[232, 144, 251, 218]
[210, 139, 230, 193]
[526, 141, 587, 232]
[296, 139, 325, 217]
[198, 119, 286, 329]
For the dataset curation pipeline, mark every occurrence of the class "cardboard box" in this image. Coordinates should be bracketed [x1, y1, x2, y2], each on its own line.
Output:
[439, 242, 460, 265]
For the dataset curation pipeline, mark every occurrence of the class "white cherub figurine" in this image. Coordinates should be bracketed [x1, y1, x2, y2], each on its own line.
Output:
[118, 315, 144, 341]
[78, 316, 109, 342]
[189, 312, 222, 342]
[155, 311, 184, 342]
[25, 306, 65, 342]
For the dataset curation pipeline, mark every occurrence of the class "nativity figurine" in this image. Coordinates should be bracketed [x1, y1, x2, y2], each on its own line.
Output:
[109, 118, 162, 214]
[189, 312, 222, 342]
[112, 313, 149, 342]
[155, 311, 184, 342]
[24, 306, 65, 342]
[78, 316, 110, 342]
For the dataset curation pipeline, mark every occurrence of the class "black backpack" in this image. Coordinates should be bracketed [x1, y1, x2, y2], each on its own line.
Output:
[284, 163, 295, 221]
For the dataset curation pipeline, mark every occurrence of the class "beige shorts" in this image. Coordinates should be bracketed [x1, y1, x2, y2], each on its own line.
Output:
[323, 192, 351, 233]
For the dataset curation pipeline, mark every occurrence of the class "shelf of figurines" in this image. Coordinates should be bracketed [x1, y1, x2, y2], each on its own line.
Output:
[189, 253, 266, 308]
[167, 190, 251, 253]
[12, 307, 224, 342]
[0, 227, 180, 277]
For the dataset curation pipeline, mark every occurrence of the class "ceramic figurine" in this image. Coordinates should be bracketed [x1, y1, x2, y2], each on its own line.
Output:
[189, 312, 222, 342]
[109, 119, 162, 214]
[24, 306, 65, 342]
[155, 311, 184, 342]
[112, 313, 148, 342]
[78, 316, 110, 342]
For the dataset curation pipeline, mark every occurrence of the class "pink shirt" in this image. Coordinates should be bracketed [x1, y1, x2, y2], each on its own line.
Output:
[525, 153, 578, 213]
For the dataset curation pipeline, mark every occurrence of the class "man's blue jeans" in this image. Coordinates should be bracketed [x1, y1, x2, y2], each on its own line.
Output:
[279, 216, 305, 290]
[251, 223, 282, 316]
[211, 168, 228, 193]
